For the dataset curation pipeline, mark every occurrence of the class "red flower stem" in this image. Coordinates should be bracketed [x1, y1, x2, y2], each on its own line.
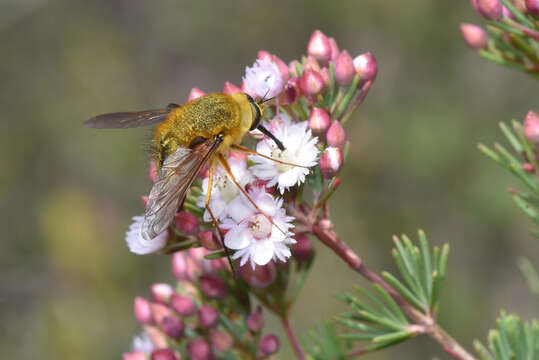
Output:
[307, 221, 475, 360]
[281, 314, 305, 360]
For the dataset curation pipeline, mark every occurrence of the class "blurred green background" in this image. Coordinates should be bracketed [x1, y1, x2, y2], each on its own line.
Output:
[1, 1, 538, 359]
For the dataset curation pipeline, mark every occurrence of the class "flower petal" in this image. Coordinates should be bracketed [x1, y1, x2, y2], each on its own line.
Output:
[224, 225, 251, 250]
[251, 240, 275, 266]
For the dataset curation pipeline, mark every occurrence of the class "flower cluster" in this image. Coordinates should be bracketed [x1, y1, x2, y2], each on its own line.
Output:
[460, 0, 539, 75]
[123, 249, 280, 360]
[121, 29, 377, 360]
[124, 29, 375, 272]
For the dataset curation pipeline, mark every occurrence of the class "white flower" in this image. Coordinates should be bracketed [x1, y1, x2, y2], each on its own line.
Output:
[125, 215, 168, 254]
[249, 116, 319, 194]
[132, 332, 154, 353]
[220, 187, 295, 269]
[243, 59, 284, 99]
[197, 155, 254, 222]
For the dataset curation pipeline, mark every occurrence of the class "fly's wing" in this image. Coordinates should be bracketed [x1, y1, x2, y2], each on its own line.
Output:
[83, 104, 179, 129]
[141, 136, 223, 240]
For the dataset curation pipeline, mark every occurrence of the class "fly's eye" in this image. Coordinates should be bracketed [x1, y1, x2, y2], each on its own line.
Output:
[244, 93, 255, 104]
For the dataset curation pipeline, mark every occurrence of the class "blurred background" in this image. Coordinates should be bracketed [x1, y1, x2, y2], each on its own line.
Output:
[1, 1, 538, 359]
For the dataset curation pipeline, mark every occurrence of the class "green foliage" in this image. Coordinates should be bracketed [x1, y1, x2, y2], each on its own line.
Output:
[477, 0, 539, 77]
[304, 322, 348, 360]
[473, 312, 539, 360]
[478, 121, 539, 238]
[382, 230, 449, 315]
[336, 283, 416, 355]
[311, 231, 448, 356]
[518, 258, 539, 297]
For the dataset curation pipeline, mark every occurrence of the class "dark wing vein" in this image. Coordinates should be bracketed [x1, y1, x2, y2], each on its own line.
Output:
[141, 137, 222, 240]
[83, 109, 169, 129]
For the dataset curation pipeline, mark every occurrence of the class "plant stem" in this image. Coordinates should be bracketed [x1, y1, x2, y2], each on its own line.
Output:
[347, 347, 368, 357]
[281, 315, 305, 360]
[289, 203, 476, 360]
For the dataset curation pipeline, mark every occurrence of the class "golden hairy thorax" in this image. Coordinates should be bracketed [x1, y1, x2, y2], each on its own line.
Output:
[153, 93, 254, 166]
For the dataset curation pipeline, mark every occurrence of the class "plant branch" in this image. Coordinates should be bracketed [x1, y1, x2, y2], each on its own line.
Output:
[281, 314, 305, 360]
[288, 202, 476, 360]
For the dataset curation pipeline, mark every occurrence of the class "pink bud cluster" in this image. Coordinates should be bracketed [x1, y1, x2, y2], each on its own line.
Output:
[462, 0, 539, 72]
[124, 249, 279, 359]
[302, 30, 377, 96]
[125, 31, 380, 359]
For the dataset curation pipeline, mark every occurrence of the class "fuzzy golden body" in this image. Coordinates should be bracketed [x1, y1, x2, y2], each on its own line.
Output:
[153, 93, 255, 166]
[83, 90, 283, 240]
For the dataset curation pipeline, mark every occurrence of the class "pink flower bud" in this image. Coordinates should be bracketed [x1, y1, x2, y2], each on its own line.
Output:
[523, 163, 535, 173]
[353, 52, 378, 82]
[514, 0, 528, 13]
[502, 6, 515, 19]
[524, 111, 539, 144]
[210, 257, 229, 273]
[257, 50, 273, 62]
[320, 67, 331, 85]
[187, 339, 213, 360]
[526, 0, 539, 15]
[279, 77, 302, 105]
[308, 107, 331, 136]
[171, 252, 188, 280]
[145, 326, 168, 349]
[247, 306, 264, 332]
[199, 274, 227, 299]
[160, 316, 184, 339]
[198, 305, 219, 328]
[259, 334, 280, 356]
[123, 351, 146, 360]
[149, 160, 157, 182]
[477, 0, 503, 19]
[209, 330, 233, 352]
[151, 283, 174, 304]
[151, 349, 176, 360]
[291, 233, 313, 262]
[326, 120, 346, 148]
[319, 147, 344, 179]
[198, 230, 221, 250]
[170, 293, 197, 317]
[289, 60, 300, 77]
[223, 81, 241, 94]
[304, 56, 321, 72]
[471, 0, 479, 12]
[335, 50, 355, 86]
[173, 211, 200, 235]
[134, 297, 153, 325]
[272, 54, 290, 81]
[151, 303, 172, 324]
[328, 37, 340, 61]
[300, 69, 325, 97]
[460, 24, 488, 49]
[238, 261, 276, 288]
[188, 88, 206, 102]
[307, 30, 332, 66]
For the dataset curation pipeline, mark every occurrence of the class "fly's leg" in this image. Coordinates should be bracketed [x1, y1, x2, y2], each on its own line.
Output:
[217, 153, 287, 236]
[230, 144, 309, 169]
[205, 159, 236, 276]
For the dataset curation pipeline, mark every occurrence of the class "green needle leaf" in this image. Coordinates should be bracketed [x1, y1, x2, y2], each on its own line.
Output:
[499, 122, 523, 153]
[372, 330, 413, 344]
[382, 271, 424, 311]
